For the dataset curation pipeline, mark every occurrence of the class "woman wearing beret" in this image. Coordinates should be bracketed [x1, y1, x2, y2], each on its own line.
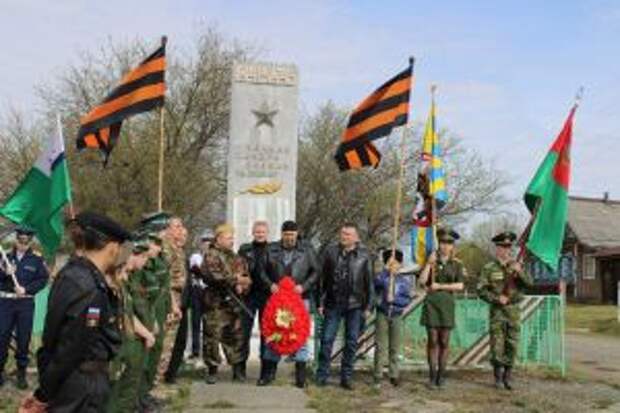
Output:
[419, 228, 466, 388]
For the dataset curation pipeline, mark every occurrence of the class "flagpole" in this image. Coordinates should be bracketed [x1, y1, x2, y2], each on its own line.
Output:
[157, 36, 167, 212]
[428, 85, 439, 286]
[388, 56, 415, 303]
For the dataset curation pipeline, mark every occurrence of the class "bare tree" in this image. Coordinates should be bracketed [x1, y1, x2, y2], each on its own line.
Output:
[296, 102, 511, 251]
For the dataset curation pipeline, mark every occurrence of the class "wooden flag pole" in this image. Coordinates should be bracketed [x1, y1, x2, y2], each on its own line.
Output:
[428, 85, 439, 286]
[157, 36, 167, 212]
[387, 56, 415, 303]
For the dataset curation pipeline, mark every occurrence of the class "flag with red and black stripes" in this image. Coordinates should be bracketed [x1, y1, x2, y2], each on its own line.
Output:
[76, 38, 167, 164]
[335, 59, 414, 171]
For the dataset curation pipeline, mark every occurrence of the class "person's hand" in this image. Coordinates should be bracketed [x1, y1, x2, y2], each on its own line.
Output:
[509, 261, 522, 274]
[498, 295, 510, 305]
[15, 285, 26, 297]
[427, 251, 437, 266]
[18, 394, 47, 413]
[144, 332, 155, 349]
[364, 310, 372, 319]
[270, 284, 279, 294]
[235, 284, 243, 295]
[429, 282, 441, 292]
[294, 285, 303, 295]
[317, 307, 324, 317]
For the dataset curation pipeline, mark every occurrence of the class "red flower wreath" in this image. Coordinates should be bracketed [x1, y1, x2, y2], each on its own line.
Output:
[261, 276, 311, 355]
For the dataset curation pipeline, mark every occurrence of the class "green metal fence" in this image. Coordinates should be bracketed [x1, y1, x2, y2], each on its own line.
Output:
[315, 295, 566, 373]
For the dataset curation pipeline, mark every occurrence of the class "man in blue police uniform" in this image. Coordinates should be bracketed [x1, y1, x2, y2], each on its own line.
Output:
[0, 227, 49, 389]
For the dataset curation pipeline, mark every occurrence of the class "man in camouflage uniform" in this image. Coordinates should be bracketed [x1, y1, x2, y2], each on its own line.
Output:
[201, 224, 251, 384]
[477, 231, 533, 390]
[136, 213, 171, 410]
[157, 217, 187, 381]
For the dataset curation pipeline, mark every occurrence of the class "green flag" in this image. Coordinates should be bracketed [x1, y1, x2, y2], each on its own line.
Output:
[0, 116, 72, 256]
[524, 105, 576, 271]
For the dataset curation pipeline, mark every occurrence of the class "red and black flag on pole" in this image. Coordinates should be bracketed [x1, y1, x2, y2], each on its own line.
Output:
[335, 58, 414, 171]
[76, 37, 167, 164]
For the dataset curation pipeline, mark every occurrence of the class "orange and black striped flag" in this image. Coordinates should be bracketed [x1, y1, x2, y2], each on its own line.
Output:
[76, 38, 167, 164]
[335, 59, 414, 171]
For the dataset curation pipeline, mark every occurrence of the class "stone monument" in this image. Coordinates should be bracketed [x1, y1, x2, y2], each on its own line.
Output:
[226, 62, 299, 249]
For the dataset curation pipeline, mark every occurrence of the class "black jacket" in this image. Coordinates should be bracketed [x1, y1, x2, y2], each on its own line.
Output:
[0, 248, 49, 295]
[34, 256, 122, 403]
[266, 240, 319, 299]
[238, 241, 272, 300]
[319, 242, 374, 311]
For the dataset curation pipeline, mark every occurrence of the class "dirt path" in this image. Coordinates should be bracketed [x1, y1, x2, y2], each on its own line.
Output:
[567, 332, 620, 385]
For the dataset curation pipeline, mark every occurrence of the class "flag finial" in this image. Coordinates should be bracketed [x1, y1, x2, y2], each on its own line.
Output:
[574, 86, 585, 106]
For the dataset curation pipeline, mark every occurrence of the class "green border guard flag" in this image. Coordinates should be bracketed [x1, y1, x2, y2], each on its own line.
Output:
[0, 116, 72, 256]
[524, 105, 577, 271]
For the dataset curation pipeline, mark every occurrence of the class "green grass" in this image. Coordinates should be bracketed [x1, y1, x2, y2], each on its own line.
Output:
[566, 304, 620, 336]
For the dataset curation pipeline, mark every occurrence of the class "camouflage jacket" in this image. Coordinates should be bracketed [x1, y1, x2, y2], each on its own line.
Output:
[477, 260, 533, 307]
[201, 246, 251, 309]
[163, 239, 187, 308]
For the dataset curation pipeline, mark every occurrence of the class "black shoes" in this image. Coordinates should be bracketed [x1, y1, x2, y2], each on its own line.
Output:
[389, 377, 400, 387]
[493, 365, 503, 389]
[295, 362, 306, 388]
[205, 366, 218, 385]
[16, 368, 28, 390]
[232, 362, 246, 383]
[256, 361, 277, 386]
[340, 380, 354, 391]
[503, 366, 513, 391]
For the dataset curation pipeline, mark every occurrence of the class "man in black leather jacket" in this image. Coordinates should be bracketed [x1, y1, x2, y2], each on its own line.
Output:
[259, 220, 318, 388]
[27, 211, 131, 413]
[316, 222, 374, 390]
[237, 221, 272, 382]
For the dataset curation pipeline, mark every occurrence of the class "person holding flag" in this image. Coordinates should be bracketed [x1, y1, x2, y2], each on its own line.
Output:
[418, 228, 465, 389]
[0, 227, 49, 390]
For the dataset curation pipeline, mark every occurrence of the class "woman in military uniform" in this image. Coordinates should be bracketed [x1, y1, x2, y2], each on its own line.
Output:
[419, 228, 465, 388]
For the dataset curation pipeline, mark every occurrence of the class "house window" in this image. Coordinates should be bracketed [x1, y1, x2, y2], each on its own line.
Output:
[582, 254, 596, 280]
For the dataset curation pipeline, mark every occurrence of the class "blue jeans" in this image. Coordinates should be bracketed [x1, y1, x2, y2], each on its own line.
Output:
[263, 300, 311, 363]
[316, 307, 363, 382]
[0, 297, 34, 370]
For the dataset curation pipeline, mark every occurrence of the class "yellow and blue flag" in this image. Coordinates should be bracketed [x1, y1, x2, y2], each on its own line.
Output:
[420, 97, 448, 208]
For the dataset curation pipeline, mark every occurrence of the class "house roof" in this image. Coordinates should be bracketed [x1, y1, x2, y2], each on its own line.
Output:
[568, 195, 620, 249]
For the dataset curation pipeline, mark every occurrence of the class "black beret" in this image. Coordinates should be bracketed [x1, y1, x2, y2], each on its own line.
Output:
[281, 220, 298, 232]
[437, 227, 460, 243]
[76, 211, 131, 243]
[492, 231, 517, 246]
[15, 226, 35, 237]
[382, 248, 404, 264]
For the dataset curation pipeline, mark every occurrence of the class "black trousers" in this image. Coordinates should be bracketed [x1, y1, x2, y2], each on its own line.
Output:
[164, 305, 190, 380]
[48, 370, 110, 413]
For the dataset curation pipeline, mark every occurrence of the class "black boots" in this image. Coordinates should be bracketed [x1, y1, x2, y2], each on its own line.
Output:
[16, 368, 28, 390]
[428, 364, 437, 388]
[435, 365, 446, 388]
[0, 371, 4, 388]
[295, 362, 306, 388]
[232, 362, 246, 382]
[256, 361, 277, 386]
[205, 366, 218, 385]
[503, 366, 513, 390]
[493, 365, 503, 389]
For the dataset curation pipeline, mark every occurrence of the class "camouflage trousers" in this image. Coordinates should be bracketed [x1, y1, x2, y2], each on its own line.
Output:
[489, 306, 521, 367]
[202, 306, 244, 368]
[107, 337, 146, 413]
[157, 317, 180, 381]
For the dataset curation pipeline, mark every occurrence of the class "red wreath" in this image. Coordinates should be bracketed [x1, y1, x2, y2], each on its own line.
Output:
[261, 276, 311, 355]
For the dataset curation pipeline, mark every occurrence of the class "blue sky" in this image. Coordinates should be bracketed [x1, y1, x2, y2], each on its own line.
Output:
[1, 0, 619, 209]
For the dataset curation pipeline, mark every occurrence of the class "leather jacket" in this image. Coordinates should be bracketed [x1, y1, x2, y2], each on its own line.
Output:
[266, 240, 319, 299]
[319, 242, 374, 311]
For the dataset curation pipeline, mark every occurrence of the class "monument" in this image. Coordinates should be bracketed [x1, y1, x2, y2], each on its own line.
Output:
[226, 62, 299, 248]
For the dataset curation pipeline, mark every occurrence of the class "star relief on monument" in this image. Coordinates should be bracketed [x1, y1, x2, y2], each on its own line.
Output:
[252, 102, 278, 128]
